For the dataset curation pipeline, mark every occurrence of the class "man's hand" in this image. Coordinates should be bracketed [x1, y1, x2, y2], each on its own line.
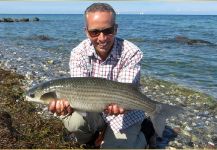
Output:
[48, 99, 74, 116]
[104, 104, 125, 115]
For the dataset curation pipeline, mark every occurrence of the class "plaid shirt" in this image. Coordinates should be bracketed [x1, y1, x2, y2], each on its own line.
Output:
[69, 37, 145, 133]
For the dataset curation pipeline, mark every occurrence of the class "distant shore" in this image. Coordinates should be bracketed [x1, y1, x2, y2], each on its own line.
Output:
[0, 65, 216, 149]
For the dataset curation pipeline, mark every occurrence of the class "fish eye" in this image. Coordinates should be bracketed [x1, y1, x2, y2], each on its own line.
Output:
[30, 93, 35, 98]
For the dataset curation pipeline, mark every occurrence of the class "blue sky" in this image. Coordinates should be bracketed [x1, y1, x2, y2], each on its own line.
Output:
[0, 1, 217, 15]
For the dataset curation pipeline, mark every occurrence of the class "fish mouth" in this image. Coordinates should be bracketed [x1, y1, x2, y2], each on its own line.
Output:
[25, 92, 57, 105]
[25, 95, 42, 103]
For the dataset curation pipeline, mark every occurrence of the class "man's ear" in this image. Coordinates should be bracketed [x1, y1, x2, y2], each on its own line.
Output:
[114, 24, 118, 35]
[84, 27, 89, 38]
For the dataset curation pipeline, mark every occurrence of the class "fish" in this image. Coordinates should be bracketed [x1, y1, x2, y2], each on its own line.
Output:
[25, 77, 183, 137]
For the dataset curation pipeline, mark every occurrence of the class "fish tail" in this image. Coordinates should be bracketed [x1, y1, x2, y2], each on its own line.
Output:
[150, 103, 183, 137]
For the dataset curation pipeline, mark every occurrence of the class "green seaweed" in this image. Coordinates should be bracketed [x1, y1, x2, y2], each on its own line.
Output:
[0, 68, 78, 148]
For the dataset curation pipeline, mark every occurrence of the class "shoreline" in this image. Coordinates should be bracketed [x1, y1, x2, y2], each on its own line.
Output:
[0, 66, 217, 149]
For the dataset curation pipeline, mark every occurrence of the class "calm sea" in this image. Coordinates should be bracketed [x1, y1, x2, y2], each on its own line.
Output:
[0, 14, 217, 99]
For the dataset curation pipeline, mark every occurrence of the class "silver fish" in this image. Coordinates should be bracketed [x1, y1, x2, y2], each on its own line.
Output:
[25, 77, 183, 137]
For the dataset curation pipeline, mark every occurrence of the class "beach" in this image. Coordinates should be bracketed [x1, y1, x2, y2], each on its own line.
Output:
[0, 14, 217, 148]
[0, 63, 216, 148]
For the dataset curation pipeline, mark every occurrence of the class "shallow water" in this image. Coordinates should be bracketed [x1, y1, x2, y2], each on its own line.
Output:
[0, 14, 217, 99]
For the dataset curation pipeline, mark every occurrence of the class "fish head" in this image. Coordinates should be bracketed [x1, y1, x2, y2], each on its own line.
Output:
[25, 81, 57, 105]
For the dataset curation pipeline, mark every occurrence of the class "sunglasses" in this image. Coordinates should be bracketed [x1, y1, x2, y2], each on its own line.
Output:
[87, 26, 115, 37]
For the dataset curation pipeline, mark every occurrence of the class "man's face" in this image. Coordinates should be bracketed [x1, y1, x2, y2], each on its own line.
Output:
[85, 11, 117, 60]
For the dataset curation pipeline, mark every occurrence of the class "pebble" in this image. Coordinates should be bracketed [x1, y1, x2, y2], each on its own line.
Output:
[184, 126, 192, 131]
[182, 130, 191, 137]
[205, 121, 209, 125]
[193, 109, 199, 113]
[47, 60, 54, 64]
[191, 122, 197, 126]
[17, 57, 22, 61]
[196, 116, 200, 119]
[160, 85, 165, 88]
[191, 135, 198, 142]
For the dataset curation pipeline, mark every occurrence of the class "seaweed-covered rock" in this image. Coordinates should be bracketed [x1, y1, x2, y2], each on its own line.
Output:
[19, 18, 29, 22]
[0, 17, 39, 23]
[3, 18, 14, 22]
[33, 17, 40, 21]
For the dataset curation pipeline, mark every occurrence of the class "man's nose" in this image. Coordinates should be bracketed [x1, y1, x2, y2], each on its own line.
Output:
[98, 32, 107, 41]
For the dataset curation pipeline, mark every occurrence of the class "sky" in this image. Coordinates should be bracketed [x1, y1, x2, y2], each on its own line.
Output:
[0, 0, 217, 15]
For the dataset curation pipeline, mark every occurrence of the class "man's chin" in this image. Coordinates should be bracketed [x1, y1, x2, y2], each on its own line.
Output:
[96, 47, 109, 54]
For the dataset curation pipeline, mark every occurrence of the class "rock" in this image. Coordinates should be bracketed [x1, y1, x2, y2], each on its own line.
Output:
[17, 58, 22, 61]
[19, 18, 29, 22]
[32, 17, 40, 21]
[191, 135, 198, 142]
[47, 60, 54, 64]
[181, 129, 191, 137]
[14, 19, 19, 22]
[184, 126, 192, 131]
[175, 36, 214, 46]
[3, 18, 14, 22]
[0, 17, 39, 23]
[30, 35, 52, 41]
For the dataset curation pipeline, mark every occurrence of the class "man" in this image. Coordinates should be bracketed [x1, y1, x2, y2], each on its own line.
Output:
[48, 3, 155, 148]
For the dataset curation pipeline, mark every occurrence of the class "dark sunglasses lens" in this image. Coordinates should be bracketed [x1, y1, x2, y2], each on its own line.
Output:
[89, 30, 100, 37]
[88, 26, 114, 37]
[102, 27, 114, 35]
